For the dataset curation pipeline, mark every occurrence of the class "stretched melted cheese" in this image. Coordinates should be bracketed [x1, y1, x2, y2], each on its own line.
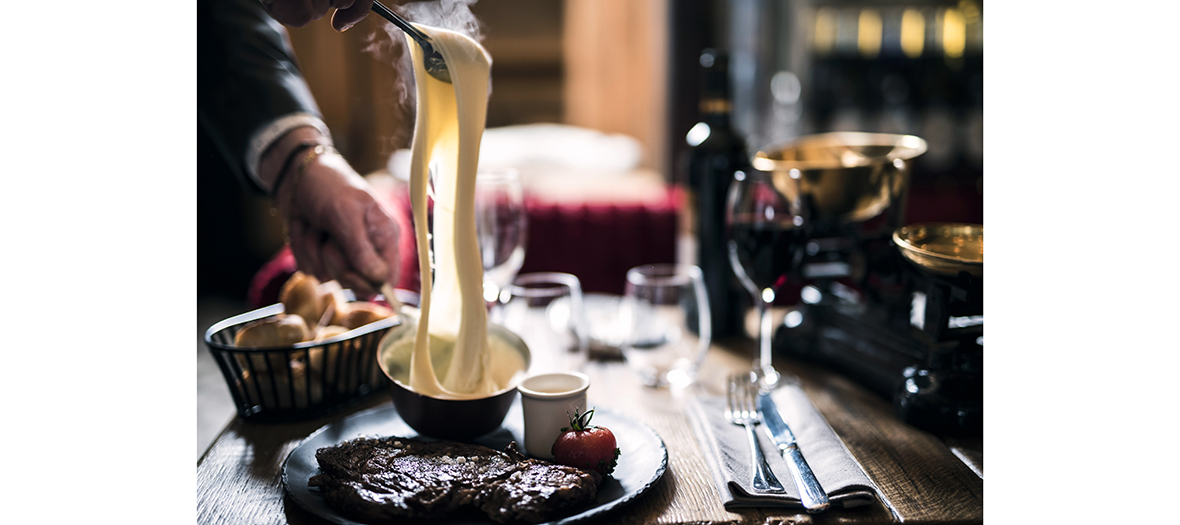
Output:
[405, 26, 506, 399]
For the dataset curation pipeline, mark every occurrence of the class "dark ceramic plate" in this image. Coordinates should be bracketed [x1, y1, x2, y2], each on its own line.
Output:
[282, 401, 668, 525]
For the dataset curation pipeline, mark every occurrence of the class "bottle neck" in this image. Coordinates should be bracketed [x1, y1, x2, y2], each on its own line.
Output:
[699, 98, 733, 129]
[699, 97, 731, 115]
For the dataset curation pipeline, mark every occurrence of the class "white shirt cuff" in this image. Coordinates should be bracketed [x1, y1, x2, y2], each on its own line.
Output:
[245, 113, 333, 192]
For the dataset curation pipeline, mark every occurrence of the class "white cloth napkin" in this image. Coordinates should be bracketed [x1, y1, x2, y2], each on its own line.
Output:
[686, 383, 880, 510]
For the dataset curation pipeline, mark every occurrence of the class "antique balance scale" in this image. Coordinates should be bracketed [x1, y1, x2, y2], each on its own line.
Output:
[752, 132, 983, 434]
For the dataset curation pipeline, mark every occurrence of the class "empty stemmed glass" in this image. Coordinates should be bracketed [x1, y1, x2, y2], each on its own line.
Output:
[725, 168, 805, 387]
[474, 168, 527, 314]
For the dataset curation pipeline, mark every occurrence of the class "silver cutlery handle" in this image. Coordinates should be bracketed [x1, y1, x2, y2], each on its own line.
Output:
[780, 444, 830, 513]
[743, 424, 784, 493]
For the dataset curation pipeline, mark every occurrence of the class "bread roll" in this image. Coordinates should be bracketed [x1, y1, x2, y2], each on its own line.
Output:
[316, 280, 351, 326]
[341, 302, 394, 330]
[313, 325, 350, 341]
[233, 314, 312, 347]
[279, 271, 321, 326]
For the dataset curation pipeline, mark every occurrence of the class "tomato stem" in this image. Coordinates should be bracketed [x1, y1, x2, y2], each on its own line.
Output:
[566, 407, 596, 432]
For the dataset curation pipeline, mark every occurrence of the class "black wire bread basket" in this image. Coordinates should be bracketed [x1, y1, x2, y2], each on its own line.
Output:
[204, 295, 405, 423]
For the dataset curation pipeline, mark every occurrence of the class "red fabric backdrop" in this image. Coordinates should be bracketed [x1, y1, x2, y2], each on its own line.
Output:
[248, 186, 683, 308]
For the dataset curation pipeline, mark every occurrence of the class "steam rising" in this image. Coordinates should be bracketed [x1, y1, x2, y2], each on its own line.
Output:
[403, 0, 484, 42]
[363, 0, 485, 146]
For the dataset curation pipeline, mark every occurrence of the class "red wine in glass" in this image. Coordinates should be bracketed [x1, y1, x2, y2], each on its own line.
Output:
[727, 222, 803, 295]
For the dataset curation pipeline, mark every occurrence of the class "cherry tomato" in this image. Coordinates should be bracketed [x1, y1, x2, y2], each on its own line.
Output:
[551, 408, 620, 476]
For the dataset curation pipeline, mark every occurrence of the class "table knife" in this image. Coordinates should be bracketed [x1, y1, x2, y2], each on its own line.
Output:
[757, 391, 831, 513]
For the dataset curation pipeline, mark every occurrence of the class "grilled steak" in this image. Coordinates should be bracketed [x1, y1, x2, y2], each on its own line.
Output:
[308, 436, 598, 524]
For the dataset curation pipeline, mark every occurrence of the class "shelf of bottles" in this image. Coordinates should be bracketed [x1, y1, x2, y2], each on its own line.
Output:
[804, 0, 983, 191]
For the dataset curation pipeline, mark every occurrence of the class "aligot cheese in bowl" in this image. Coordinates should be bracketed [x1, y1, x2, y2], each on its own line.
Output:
[376, 23, 531, 438]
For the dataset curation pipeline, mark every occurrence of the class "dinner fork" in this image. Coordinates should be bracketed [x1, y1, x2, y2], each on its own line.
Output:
[726, 373, 785, 494]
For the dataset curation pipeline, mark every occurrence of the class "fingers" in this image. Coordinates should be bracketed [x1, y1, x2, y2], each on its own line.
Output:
[314, 203, 398, 297]
[325, 192, 393, 288]
[263, 0, 320, 28]
[262, 0, 364, 29]
[313, 0, 332, 17]
[322, 241, 378, 298]
[331, 0, 375, 32]
[366, 202, 402, 287]
[287, 219, 329, 283]
[291, 218, 379, 298]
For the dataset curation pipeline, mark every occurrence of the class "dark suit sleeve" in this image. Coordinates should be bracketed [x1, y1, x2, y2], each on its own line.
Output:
[198, 0, 323, 194]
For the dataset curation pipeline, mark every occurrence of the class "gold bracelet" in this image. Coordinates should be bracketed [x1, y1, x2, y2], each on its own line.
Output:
[297, 144, 337, 175]
[279, 144, 338, 211]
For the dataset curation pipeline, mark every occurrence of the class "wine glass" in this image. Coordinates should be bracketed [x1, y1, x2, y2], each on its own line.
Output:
[498, 273, 589, 375]
[620, 264, 712, 388]
[474, 168, 528, 312]
[725, 168, 804, 387]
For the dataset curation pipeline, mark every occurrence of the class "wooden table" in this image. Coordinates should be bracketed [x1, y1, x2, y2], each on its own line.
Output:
[197, 338, 983, 524]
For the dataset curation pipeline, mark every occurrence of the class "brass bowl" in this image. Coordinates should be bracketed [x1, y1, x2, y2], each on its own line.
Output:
[752, 132, 927, 225]
[893, 223, 983, 277]
[377, 317, 531, 440]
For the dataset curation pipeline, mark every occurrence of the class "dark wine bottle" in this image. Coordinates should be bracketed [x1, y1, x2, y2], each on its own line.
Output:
[685, 49, 747, 338]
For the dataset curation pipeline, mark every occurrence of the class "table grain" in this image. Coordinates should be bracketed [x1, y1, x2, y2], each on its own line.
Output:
[197, 338, 982, 524]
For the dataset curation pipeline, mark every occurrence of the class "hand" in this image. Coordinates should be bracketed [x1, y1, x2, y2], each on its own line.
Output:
[260, 0, 375, 32]
[276, 147, 401, 298]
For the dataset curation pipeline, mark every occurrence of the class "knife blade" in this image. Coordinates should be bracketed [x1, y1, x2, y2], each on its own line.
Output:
[758, 391, 831, 513]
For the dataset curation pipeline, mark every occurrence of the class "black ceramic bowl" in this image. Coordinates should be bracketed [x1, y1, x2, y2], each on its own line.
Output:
[377, 318, 531, 440]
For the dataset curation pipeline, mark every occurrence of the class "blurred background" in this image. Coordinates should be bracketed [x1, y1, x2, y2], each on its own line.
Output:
[198, 0, 983, 455]
[198, 0, 981, 303]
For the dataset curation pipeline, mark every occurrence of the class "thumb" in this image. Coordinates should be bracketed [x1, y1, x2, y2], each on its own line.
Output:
[331, 0, 375, 32]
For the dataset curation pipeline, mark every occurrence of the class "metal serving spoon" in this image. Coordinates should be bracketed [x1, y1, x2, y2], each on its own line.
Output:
[370, 1, 452, 83]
